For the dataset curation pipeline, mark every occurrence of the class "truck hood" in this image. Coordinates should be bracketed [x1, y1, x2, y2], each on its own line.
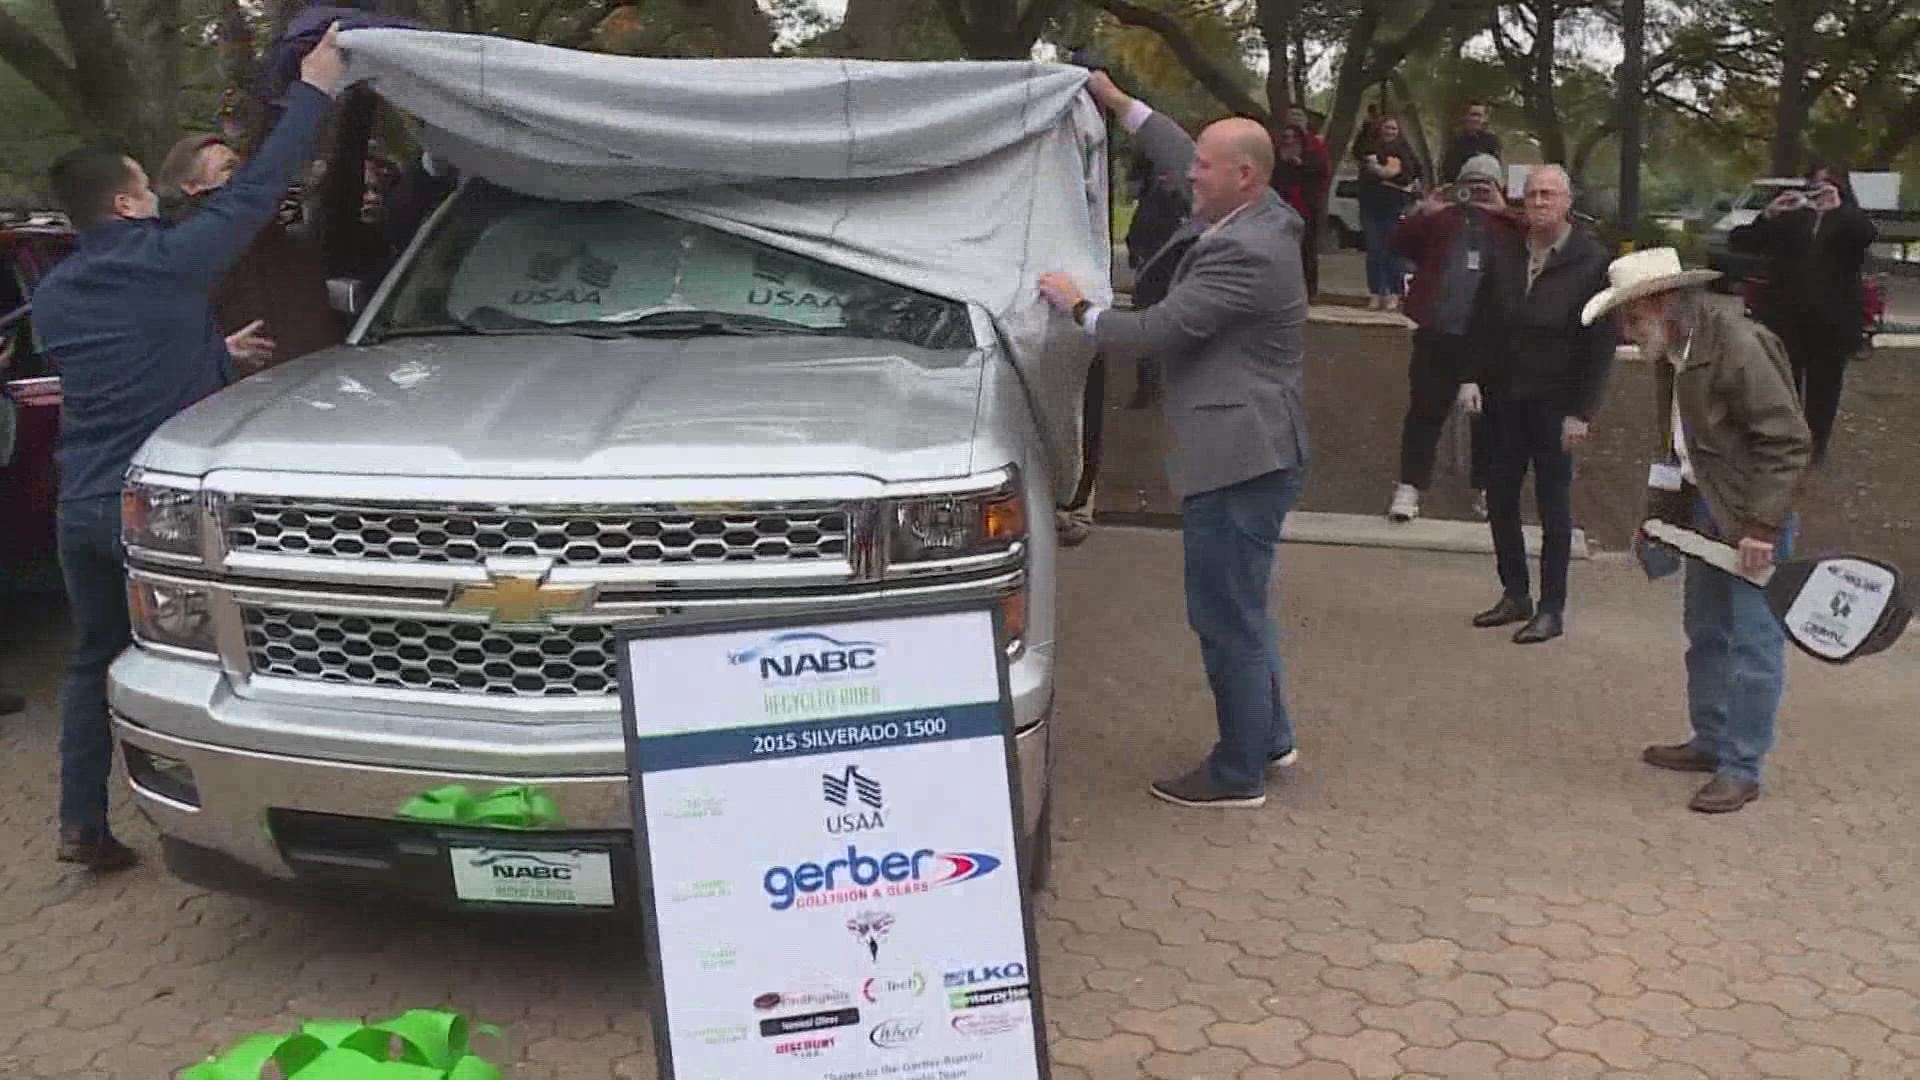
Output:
[139, 335, 986, 482]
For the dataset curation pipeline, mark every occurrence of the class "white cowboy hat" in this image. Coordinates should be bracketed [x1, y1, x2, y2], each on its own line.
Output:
[1580, 247, 1721, 326]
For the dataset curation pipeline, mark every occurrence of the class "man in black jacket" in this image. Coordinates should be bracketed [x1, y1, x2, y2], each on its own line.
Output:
[1440, 101, 1502, 192]
[1458, 165, 1613, 644]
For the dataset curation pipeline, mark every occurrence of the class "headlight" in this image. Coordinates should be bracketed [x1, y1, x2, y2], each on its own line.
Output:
[128, 578, 216, 654]
[122, 472, 203, 561]
[887, 481, 1026, 564]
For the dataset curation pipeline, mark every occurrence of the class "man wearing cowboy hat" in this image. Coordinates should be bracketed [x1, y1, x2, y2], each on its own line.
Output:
[1582, 247, 1812, 813]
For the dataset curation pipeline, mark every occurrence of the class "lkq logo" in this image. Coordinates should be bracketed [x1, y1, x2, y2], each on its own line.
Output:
[867, 1018, 923, 1050]
[729, 631, 881, 681]
[945, 961, 1027, 990]
[847, 909, 895, 961]
[946, 961, 1033, 1011]
[823, 764, 885, 835]
[762, 845, 1001, 911]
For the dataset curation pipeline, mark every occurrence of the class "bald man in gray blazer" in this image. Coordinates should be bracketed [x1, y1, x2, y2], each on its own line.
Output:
[1041, 72, 1311, 809]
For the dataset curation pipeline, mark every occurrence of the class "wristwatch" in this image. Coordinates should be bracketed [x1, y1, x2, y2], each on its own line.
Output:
[1070, 299, 1093, 326]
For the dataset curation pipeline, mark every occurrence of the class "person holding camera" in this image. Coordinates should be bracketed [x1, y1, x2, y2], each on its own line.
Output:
[1729, 163, 1876, 466]
[1457, 165, 1614, 644]
[1355, 115, 1422, 312]
[1384, 154, 1518, 524]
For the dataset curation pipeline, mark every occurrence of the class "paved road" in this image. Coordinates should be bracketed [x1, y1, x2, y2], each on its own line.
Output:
[3, 533, 1918, 1078]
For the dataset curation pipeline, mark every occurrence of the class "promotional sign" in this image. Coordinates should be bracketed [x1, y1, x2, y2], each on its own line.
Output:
[1641, 520, 1912, 663]
[618, 607, 1049, 1080]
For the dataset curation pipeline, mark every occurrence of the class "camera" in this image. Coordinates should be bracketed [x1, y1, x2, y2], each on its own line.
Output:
[1450, 183, 1476, 204]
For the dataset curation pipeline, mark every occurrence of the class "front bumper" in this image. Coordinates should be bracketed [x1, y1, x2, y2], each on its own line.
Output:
[112, 661, 1052, 909]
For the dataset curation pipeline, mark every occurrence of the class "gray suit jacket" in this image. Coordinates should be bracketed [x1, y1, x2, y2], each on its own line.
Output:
[1095, 112, 1310, 499]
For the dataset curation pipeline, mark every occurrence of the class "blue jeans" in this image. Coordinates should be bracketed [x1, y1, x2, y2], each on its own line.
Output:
[1360, 202, 1405, 296]
[1182, 467, 1305, 795]
[58, 495, 131, 833]
[1680, 506, 1795, 784]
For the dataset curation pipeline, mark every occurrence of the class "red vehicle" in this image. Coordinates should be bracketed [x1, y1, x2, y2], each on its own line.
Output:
[1, 211, 75, 588]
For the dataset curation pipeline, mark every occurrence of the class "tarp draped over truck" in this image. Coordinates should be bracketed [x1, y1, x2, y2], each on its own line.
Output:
[336, 29, 1110, 502]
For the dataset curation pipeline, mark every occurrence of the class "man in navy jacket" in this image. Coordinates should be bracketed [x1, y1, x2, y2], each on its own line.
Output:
[32, 24, 344, 871]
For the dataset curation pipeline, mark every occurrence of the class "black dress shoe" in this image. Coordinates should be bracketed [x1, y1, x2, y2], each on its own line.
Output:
[1472, 596, 1533, 628]
[1512, 611, 1564, 644]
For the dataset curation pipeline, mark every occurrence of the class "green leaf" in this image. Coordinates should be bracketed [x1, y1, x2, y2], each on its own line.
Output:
[286, 1049, 442, 1079]
[376, 1010, 466, 1067]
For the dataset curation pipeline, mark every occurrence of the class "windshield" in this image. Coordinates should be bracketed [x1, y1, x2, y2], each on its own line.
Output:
[370, 182, 974, 351]
[1734, 183, 1797, 211]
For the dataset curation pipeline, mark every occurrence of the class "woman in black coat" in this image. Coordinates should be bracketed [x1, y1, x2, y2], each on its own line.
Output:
[1730, 162, 1877, 464]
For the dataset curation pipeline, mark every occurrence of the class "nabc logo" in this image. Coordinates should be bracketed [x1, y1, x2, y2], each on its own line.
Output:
[728, 631, 881, 681]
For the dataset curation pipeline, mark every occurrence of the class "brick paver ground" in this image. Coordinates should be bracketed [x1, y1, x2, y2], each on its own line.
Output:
[3, 533, 1917, 1078]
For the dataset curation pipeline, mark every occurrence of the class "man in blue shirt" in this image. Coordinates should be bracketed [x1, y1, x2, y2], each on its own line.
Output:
[33, 25, 343, 871]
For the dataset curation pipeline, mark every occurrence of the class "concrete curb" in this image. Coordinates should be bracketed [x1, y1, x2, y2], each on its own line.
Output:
[1094, 510, 1592, 560]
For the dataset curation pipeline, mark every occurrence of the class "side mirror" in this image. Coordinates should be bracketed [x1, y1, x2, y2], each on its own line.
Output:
[327, 278, 366, 317]
[1711, 197, 1732, 213]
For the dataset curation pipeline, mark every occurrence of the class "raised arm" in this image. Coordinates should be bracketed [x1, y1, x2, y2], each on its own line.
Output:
[156, 24, 344, 284]
[1085, 71, 1194, 198]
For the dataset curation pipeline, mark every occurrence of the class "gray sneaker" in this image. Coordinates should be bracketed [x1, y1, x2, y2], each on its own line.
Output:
[1149, 766, 1265, 809]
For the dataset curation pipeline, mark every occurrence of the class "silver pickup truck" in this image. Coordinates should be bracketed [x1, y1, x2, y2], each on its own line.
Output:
[110, 180, 1085, 909]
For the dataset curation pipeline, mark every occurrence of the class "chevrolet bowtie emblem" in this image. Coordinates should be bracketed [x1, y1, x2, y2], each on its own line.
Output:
[449, 571, 595, 626]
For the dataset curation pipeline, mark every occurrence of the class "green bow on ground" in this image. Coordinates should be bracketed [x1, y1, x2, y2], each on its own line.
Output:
[179, 1009, 503, 1079]
[394, 784, 565, 830]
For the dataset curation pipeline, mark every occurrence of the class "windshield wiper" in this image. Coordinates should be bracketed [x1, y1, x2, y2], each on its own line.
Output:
[612, 311, 838, 337]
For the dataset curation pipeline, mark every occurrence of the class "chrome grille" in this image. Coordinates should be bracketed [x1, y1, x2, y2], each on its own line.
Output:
[223, 498, 852, 568]
[242, 608, 616, 697]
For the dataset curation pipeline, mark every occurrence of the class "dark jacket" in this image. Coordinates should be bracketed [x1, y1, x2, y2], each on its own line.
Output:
[1355, 136, 1421, 214]
[1390, 201, 1523, 337]
[33, 82, 331, 502]
[1440, 129, 1503, 186]
[165, 191, 344, 366]
[1729, 203, 1877, 347]
[1271, 145, 1329, 222]
[1473, 224, 1615, 421]
[1127, 176, 1189, 274]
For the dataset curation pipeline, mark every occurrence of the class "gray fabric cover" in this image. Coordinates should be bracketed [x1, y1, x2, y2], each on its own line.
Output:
[338, 29, 1110, 500]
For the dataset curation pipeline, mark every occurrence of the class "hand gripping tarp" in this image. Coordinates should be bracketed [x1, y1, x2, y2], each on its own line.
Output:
[337, 29, 1110, 502]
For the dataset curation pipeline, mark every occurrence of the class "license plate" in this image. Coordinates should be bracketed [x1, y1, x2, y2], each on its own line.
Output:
[448, 846, 616, 907]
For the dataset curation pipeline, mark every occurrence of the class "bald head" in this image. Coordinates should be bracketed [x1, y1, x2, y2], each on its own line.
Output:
[1189, 116, 1275, 222]
[1202, 117, 1276, 182]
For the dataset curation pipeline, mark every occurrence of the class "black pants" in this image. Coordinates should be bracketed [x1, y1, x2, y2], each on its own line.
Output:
[1301, 209, 1321, 299]
[1398, 330, 1489, 490]
[1485, 397, 1574, 614]
[1773, 318, 1853, 463]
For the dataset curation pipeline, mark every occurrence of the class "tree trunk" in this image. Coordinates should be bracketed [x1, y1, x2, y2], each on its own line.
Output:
[1529, 0, 1566, 163]
[1391, 72, 1434, 184]
[217, 0, 263, 141]
[1618, 0, 1645, 231]
[836, 0, 907, 56]
[1770, 0, 1813, 176]
[1256, 0, 1301, 119]
[938, 0, 1068, 59]
[1319, 0, 1386, 178]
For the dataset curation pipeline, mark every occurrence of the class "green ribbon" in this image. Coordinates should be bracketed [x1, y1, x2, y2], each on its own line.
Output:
[394, 784, 565, 830]
[179, 1009, 503, 1079]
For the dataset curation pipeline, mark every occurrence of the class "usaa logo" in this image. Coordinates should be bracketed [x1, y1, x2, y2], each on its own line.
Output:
[728, 631, 881, 681]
